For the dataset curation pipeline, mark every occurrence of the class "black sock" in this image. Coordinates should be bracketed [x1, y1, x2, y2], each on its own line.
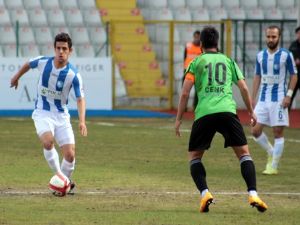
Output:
[190, 158, 208, 193]
[240, 155, 257, 192]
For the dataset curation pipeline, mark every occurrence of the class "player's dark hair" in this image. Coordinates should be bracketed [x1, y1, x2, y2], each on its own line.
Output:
[200, 26, 219, 49]
[266, 25, 281, 36]
[54, 32, 72, 49]
[193, 30, 201, 36]
[295, 26, 300, 33]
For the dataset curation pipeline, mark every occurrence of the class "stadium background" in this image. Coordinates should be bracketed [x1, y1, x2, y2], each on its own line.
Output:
[0, 0, 299, 116]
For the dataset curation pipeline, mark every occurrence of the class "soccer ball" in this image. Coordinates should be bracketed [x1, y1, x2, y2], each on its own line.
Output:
[48, 173, 71, 197]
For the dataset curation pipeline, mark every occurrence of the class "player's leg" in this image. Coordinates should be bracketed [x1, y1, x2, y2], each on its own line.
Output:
[189, 150, 208, 195]
[39, 131, 61, 174]
[251, 123, 273, 155]
[251, 103, 273, 172]
[32, 110, 61, 174]
[218, 112, 267, 212]
[60, 144, 75, 178]
[55, 117, 76, 194]
[232, 145, 268, 212]
[188, 115, 215, 212]
[251, 103, 273, 156]
[189, 150, 213, 213]
[265, 103, 289, 174]
[270, 126, 285, 173]
[55, 114, 75, 179]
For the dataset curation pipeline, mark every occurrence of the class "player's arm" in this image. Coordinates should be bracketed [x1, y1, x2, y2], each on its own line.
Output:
[73, 74, 87, 136]
[252, 56, 262, 106]
[237, 79, 257, 127]
[283, 53, 299, 108]
[282, 74, 297, 108]
[10, 62, 31, 89]
[77, 97, 87, 137]
[252, 75, 261, 107]
[175, 73, 194, 137]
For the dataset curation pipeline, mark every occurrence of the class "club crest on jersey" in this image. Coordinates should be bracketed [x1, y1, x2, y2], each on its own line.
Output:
[57, 81, 64, 89]
[273, 64, 279, 70]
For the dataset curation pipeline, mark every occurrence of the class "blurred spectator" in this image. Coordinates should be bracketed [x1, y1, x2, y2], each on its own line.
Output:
[183, 30, 202, 110]
[288, 26, 300, 110]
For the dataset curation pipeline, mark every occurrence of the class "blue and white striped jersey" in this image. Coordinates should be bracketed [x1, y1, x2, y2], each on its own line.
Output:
[29, 56, 84, 113]
[255, 48, 297, 102]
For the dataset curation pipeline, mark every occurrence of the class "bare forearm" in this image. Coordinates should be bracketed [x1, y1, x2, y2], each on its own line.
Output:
[241, 87, 254, 114]
[77, 97, 88, 136]
[77, 98, 86, 123]
[176, 94, 189, 122]
[15, 63, 30, 79]
[288, 75, 298, 91]
[252, 76, 261, 101]
[11, 62, 31, 89]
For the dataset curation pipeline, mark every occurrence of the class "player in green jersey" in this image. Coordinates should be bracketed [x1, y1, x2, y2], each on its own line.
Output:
[175, 26, 267, 213]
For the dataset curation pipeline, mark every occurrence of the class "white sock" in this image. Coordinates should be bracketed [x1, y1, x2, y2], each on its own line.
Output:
[249, 190, 258, 197]
[201, 189, 209, 198]
[43, 148, 61, 174]
[254, 132, 273, 156]
[272, 137, 284, 169]
[61, 158, 75, 178]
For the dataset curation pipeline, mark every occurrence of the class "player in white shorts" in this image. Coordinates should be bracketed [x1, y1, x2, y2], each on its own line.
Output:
[251, 25, 298, 175]
[10, 33, 87, 191]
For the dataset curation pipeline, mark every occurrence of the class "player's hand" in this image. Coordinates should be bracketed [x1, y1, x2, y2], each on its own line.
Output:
[10, 76, 19, 89]
[282, 96, 291, 108]
[250, 112, 257, 127]
[79, 122, 87, 136]
[175, 119, 182, 137]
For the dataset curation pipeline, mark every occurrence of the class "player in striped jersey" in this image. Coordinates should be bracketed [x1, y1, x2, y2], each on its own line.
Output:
[251, 25, 298, 175]
[10, 33, 87, 192]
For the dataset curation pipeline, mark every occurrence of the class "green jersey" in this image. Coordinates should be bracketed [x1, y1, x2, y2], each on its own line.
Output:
[185, 52, 244, 120]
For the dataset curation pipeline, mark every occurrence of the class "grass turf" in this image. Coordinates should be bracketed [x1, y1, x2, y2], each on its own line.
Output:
[0, 117, 300, 225]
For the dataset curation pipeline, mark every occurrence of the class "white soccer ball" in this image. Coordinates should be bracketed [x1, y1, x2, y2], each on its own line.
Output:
[48, 173, 71, 197]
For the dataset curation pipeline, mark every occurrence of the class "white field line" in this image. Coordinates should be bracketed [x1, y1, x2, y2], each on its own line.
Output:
[1, 190, 300, 196]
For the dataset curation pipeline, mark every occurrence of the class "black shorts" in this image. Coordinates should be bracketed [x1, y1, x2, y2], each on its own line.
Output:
[188, 112, 247, 151]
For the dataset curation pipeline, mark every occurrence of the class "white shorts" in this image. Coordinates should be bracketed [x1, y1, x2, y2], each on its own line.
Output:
[254, 101, 289, 127]
[32, 109, 75, 146]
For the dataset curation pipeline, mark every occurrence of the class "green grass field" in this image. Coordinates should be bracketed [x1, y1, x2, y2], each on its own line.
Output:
[1, 117, 300, 225]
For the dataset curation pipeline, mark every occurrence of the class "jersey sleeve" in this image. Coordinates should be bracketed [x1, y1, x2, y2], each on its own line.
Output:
[29, 56, 45, 69]
[231, 60, 244, 84]
[72, 73, 85, 98]
[286, 51, 298, 75]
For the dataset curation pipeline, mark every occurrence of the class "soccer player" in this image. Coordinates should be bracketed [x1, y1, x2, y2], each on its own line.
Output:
[251, 25, 297, 175]
[175, 26, 267, 213]
[10, 33, 87, 193]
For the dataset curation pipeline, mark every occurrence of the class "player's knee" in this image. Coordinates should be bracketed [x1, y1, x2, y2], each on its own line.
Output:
[64, 147, 75, 162]
[188, 150, 204, 161]
[43, 140, 54, 150]
[251, 128, 261, 138]
[273, 129, 284, 138]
